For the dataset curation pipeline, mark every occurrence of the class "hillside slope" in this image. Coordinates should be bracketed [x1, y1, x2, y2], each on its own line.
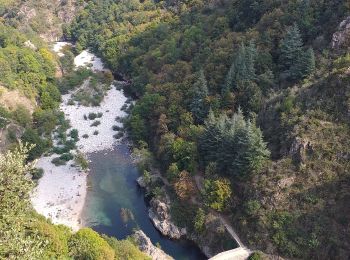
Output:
[65, 0, 350, 258]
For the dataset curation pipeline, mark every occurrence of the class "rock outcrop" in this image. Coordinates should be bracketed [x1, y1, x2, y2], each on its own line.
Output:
[132, 230, 173, 260]
[148, 198, 186, 239]
[289, 137, 312, 164]
[332, 16, 350, 49]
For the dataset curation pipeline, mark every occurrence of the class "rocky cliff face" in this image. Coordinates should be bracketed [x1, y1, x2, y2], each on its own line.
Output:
[332, 16, 350, 49]
[148, 198, 187, 239]
[3, 0, 82, 42]
[132, 230, 173, 260]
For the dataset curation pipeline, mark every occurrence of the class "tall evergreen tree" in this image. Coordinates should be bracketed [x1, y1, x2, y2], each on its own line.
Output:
[279, 24, 303, 73]
[223, 42, 257, 93]
[189, 70, 209, 123]
[199, 109, 270, 178]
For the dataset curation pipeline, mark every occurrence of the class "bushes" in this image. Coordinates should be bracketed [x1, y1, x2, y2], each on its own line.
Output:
[12, 105, 31, 127]
[69, 129, 79, 140]
[88, 112, 103, 121]
[74, 152, 89, 170]
[59, 153, 74, 161]
[88, 112, 97, 120]
[51, 157, 67, 166]
[68, 228, 115, 260]
[21, 128, 50, 160]
[204, 178, 232, 212]
[90, 120, 101, 127]
[103, 236, 149, 260]
[31, 168, 44, 180]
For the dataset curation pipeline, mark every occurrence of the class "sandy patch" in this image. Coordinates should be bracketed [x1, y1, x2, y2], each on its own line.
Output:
[53, 41, 72, 57]
[74, 50, 106, 72]
[31, 155, 87, 231]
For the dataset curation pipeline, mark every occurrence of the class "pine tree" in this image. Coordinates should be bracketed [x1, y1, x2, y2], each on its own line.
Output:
[190, 70, 209, 123]
[223, 42, 257, 93]
[301, 47, 315, 78]
[199, 109, 270, 178]
[279, 24, 303, 73]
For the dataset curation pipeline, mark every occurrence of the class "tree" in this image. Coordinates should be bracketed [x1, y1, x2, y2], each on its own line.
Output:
[294, 47, 315, 79]
[68, 228, 115, 260]
[204, 178, 232, 211]
[279, 25, 314, 81]
[0, 143, 45, 259]
[174, 170, 195, 200]
[21, 128, 50, 160]
[194, 208, 206, 233]
[199, 109, 270, 178]
[224, 42, 257, 93]
[12, 105, 31, 127]
[189, 70, 209, 123]
[279, 24, 303, 72]
[171, 137, 197, 172]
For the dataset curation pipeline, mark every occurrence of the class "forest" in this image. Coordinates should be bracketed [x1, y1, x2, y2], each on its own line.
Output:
[1, 0, 350, 259]
[64, 0, 350, 258]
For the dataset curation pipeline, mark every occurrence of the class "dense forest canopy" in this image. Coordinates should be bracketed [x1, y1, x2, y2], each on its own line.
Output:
[1, 0, 350, 259]
[65, 0, 350, 258]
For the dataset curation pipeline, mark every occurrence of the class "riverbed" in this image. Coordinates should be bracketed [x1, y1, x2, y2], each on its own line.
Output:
[32, 42, 206, 259]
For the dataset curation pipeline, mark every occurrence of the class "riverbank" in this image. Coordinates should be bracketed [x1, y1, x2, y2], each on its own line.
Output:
[31, 43, 126, 231]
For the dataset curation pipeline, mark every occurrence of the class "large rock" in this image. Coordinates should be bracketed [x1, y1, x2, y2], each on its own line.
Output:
[148, 199, 186, 239]
[289, 137, 312, 164]
[133, 230, 173, 260]
[332, 16, 350, 49]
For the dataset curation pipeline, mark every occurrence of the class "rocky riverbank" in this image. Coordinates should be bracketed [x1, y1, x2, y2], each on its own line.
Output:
[132, 230, 173, 260]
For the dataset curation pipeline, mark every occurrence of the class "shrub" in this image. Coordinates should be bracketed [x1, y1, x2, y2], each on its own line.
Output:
[248, 252, 264, 260]
[82, 134, 89, 139]
[59, 153, 74, 161]
[51, 157, 67, 166]
[31, 168, 44, 180]
[97, 112, 103, 118]
[88, 113, 97, 120]
[112, 125, 121, 131]
[21, 128, 50, 160]
[83, 114, 88, 120]
[68, 228, 115, 260]
[93, 130, 99, 135]
[12, 105, 31, 127]
[113, 132, 123, 139]
[90, 121, 101, 127]
[102, 236, 148, 260]
[74, 152, 89, 170]
[69, 129, 79, 141]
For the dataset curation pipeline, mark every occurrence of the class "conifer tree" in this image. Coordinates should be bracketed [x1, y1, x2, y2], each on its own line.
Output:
[199, 109, 270, 178]
[279, 24, 303, 73]
[300, 47, 315, 78]
[190, 70, 209, 123]
[223, 42, 257, 93]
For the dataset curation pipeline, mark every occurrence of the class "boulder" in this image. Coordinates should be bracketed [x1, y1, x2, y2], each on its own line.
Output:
[132, 230, 173, 260]
[332, 16, 350, 49]
[148, 199, 187, 239]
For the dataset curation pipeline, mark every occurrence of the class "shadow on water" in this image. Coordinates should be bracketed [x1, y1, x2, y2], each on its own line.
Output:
[83, 142, 206, 260]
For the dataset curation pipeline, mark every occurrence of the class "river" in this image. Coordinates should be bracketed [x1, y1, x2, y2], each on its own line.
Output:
[42, 42, 207, 259]
[82, 144, 206, 259]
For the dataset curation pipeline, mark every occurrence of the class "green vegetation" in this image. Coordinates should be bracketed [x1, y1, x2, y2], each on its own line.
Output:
[66, 0, 350, 258]
[0, 145, 148, 259]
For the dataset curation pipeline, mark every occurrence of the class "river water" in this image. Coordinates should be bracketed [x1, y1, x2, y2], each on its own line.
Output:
[82, 143, 206, 259]
[52, 42, 206, 259]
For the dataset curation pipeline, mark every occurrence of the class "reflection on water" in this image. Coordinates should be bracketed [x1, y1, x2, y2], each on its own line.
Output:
[83, 143, 206, 260]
